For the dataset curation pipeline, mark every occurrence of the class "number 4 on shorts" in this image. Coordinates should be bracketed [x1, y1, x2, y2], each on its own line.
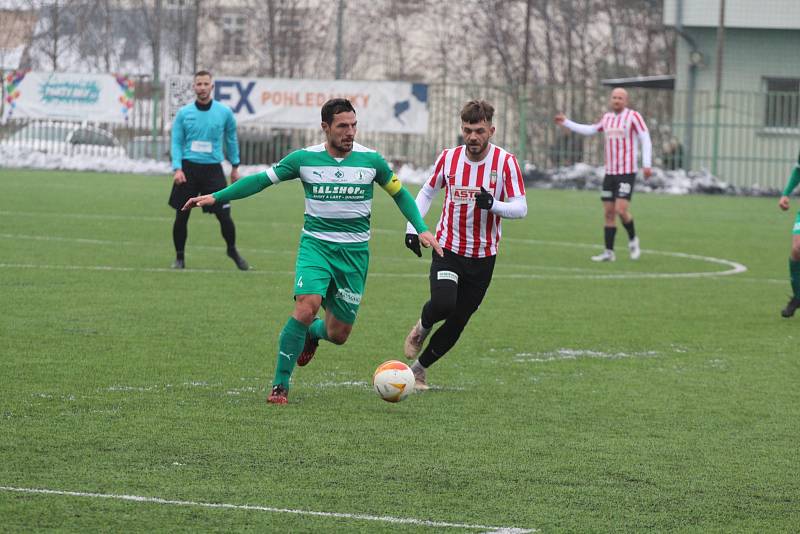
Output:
[296, 276, 303, 288]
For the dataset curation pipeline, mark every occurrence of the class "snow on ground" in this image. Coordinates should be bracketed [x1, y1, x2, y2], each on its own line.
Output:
[0, 145, 770, 195]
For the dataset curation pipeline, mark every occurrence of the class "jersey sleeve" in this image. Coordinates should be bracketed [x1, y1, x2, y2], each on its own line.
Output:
[782, 164, 800, 196]
[265, 150, 303, 184]
[631, 111, 649, 133]
[502, 153, 526, 200]
[563, 118, 602, 136]
[426, 151, 447, 189]
[632, 111, 653, 168]
[371, 152, 394, 187]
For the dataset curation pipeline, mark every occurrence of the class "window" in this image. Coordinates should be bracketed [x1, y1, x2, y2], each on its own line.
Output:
[764, 78, 800, 129]
[222, 14, 246, 57]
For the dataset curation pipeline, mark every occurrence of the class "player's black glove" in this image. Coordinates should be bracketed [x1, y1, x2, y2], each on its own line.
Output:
[405, 233, 422, 257]
[476, 186, 494, 210]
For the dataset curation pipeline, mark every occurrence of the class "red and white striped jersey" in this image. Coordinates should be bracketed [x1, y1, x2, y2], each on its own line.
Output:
[426, 143, 526, 258]
[589, 108, 651, 175]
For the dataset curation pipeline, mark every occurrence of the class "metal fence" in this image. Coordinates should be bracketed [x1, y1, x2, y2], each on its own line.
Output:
[2, 79, 798, 189]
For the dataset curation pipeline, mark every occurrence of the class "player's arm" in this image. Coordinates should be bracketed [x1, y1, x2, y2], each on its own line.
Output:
[382, 174, 427, 234]
[405, 183, 438, 235]
[475, 154, 528, 219]
[171, 110, 186, 183]
[633, 111, 653, 177]
[555, 112, 601, 136]
[224, 110, 241, 181]
[779, 161, 800, 211]
[478, 192, 527, 219]
[376, 159, 442, 257]
[182, 151, 300, 210]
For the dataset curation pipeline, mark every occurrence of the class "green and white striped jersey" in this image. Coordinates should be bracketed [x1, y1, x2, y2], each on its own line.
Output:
[265, 142, 394, 244]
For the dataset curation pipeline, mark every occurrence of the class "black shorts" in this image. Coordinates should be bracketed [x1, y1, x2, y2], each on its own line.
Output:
[168, 160, 230, 214]
[601, 173, 636, 202]
[430, 248, 496, 313]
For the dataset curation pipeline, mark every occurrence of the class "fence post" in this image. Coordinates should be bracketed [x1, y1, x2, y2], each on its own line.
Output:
[518, 95, 527, 163]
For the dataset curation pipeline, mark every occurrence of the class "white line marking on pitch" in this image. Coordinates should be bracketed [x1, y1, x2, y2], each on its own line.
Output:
[0, 257, 746, 281]
[503, 237, 747, 279]
[0, 233, 748, 280]
[0, 486, 535, 533]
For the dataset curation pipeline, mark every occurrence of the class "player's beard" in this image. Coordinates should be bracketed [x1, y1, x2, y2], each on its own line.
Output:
[467, 140, 488, 156]
[331, 137, 353, 154]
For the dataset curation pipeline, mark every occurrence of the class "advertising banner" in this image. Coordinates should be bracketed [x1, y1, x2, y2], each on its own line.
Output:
[2, 71, 134, 123]
[166, 76, 428, 134]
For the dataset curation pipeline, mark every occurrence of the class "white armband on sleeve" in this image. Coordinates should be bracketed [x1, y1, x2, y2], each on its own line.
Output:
[489, 195, 527, 219]
[406, 183, 437, 234]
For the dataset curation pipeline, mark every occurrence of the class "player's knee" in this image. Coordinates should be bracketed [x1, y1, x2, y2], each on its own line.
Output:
[327, 325, 351, 345]
[328, 330, 349, 345]
[293, 298, 320, 324]
[791, 245, 800, 261]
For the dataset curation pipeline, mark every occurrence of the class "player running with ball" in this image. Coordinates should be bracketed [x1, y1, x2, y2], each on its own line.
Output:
[403, 100, 527, 390]
[183, 98, 442, 404]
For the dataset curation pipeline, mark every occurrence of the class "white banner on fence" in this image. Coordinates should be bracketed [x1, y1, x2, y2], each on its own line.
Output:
[2, 71, 134, 123]
[166, 76, 429, 134]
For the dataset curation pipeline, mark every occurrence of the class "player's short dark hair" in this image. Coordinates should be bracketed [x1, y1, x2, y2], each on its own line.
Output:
[321, 98, 355, 125]
[194, 70, 213, 79]
[460, 100, 494, 124]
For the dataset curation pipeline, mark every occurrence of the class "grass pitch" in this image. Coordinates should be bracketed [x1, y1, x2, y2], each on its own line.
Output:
[1, 168, 798, 532]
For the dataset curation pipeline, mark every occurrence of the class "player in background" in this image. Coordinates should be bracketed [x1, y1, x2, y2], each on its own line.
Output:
[168, 70, 249, 270]
[777, 149, 800, 317]
[403, 100, 527, 390]
[183, 98, 443, 404]
[555, 87, 652, 262]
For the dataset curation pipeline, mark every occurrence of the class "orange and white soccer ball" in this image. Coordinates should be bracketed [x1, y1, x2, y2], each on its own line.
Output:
[372, 360, 415, 403]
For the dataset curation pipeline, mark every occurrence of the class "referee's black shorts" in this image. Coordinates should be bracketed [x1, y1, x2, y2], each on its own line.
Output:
[430, 248, 497, 314]
[168, 160, 230, 214]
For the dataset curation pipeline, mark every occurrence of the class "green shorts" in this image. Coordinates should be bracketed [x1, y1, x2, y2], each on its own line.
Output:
[293, 235, 369, 324]
[794, 212, 800, 235]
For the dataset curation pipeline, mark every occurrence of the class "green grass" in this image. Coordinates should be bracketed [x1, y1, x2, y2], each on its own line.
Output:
[1, 168, 798, 532]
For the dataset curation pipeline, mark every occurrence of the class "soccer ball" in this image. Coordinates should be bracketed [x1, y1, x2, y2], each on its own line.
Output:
[372, 360, 415, 403]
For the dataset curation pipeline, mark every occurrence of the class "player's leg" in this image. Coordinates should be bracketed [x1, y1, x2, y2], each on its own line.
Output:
[268, 294, 322, 404]
[203, 164, 249, 270]
[412, 255, 495, 390]
[781, 223, 800, 318]
[615, 174, 640, 259]
[298, 242, 366, 366]
[268, 238, 332, 403]
[592, 175, 617, 262]
[298, 294, 355, 366]
[404, 250, 459, 359]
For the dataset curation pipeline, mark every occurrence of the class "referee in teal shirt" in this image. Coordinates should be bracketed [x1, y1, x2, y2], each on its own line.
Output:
[168, 70, 248, 270]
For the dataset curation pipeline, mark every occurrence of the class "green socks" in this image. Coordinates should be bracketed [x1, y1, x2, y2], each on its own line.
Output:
[273, 317, 309, 389]
[790, 258, 800, 298]
[308, 317, 329, 342]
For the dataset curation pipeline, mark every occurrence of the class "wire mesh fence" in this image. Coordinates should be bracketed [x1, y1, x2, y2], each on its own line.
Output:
[1, 77, 797, 188]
